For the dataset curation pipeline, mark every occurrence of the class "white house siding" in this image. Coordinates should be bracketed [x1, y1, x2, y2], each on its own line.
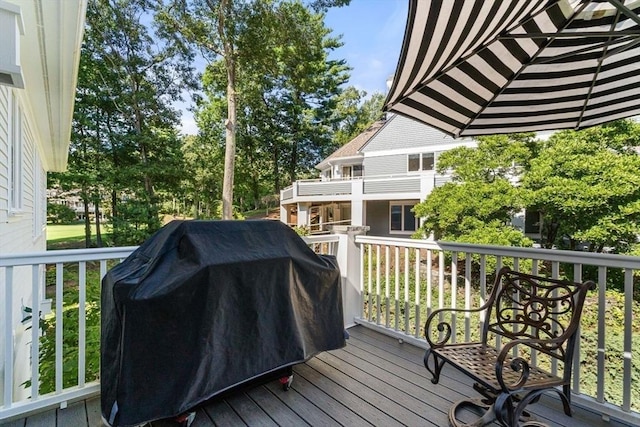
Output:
[0, 86, 8, 224]
[0, 87, 47, 403]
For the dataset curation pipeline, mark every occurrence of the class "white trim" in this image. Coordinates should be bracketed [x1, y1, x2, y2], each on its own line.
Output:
[9, 90, 23, 213]
[363, 139, 476, 158]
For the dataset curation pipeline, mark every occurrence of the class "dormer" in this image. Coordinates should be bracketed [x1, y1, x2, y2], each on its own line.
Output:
[0, 0, 25, 88]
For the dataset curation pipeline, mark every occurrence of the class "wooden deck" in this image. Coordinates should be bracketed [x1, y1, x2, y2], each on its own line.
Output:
[2, 326, 631, 427]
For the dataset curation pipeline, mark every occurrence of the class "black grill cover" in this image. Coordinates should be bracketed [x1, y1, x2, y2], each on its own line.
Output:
[101, 220, 345, 426]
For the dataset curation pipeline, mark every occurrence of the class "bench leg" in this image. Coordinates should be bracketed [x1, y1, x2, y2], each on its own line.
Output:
[424, 348, 445, 384]
[448, 398, 496, 426]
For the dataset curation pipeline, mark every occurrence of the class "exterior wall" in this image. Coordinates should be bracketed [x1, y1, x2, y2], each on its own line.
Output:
[362, 114, 468, 153]
[0, 86, 48, 403]
[364, 177, 420, 194]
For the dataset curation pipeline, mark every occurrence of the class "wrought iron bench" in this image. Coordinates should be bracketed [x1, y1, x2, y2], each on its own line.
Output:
[423, 267, 595, 427]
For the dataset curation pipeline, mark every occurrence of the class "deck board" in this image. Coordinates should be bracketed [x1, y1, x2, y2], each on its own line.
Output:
[4, 326, 634, 427]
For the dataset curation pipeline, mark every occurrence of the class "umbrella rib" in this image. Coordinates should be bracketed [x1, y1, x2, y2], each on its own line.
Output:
[529, 35, 637, 65]
[501, 30, 640, 38]
[607, 0, 640, 26]
[576, 6, 623, 129]
[460, 1, 591, 136]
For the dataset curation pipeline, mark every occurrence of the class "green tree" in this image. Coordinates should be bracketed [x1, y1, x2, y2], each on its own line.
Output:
[522, 120, 640, 253]
[187, 0, 350, 210]
[63, 0, 196, 245]
[332, 88, 385, 145]
[47, 203, 77, 224]
[157, 0, 349, 218]
[414, 133, 536, 248]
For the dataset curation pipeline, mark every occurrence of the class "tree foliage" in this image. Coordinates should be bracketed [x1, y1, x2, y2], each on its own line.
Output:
[415, 133, 536, 248]
[523, 120, 640, 252]
[186, 0, 351, 211]
[417, 120, 640, 256]
[64, 0, 196, 245]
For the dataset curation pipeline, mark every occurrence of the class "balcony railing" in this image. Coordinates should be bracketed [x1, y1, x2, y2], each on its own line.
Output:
[353, 235, 640, 425]
[1, 234, 639, 425]
[280, 173, 454, 202]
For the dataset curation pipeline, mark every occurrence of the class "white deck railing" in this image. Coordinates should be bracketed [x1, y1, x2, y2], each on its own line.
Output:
[0, 237, 339, 421]
[1, 234, 639, 425]
[354, 236, 640, 425]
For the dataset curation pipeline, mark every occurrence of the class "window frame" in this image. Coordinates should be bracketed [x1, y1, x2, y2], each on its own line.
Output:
[389, 201, 418, 235]
[407, 152, 435, 173]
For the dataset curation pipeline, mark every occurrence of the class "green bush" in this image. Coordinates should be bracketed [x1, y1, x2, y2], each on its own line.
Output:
[47, 203, 77, 224]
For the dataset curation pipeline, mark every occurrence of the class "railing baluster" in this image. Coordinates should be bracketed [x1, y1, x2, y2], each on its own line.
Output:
[367, 245, 372, 322]
[404, 247, 410, 335]
[415, 248, 421, 338]
[479, 256, 486, 336]
[395, 246, 400, 332]
[360, 242, 365, 318]
[375, 245, 381, 325]
[549, 261, 560, 376]
[78, 261, 87, 388]
[385, 246, 390, 328]
[464, 253, 471, 342]
[438, 250, 445, 342]
[4, 267, 14, 408]
[623, 268, 633, 412]
[426, 250, 432, 319]
[597, 266, 607, 403]
[572, 263, 583, 394]
[31, 265, 41, 400]
[451, 252, 457, 343]
[55, 263, 63, 394]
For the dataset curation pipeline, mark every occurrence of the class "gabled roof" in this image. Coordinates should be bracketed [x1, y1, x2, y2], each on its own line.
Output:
[316, 118, 389, 169]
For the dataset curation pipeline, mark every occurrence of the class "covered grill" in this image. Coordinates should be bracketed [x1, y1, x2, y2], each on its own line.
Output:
[101, 220, 345, 427]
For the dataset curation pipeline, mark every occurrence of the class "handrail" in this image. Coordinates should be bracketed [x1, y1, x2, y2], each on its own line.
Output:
[355, 236, 640, 269]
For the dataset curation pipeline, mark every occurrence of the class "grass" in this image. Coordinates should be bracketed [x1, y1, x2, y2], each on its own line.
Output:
[47, 223, 109, 250]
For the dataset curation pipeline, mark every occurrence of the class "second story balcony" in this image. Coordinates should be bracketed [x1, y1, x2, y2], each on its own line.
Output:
[280, 173, 454, 204]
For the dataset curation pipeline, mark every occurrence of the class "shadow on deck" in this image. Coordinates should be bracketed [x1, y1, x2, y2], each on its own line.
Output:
[3, 326, 630, 427]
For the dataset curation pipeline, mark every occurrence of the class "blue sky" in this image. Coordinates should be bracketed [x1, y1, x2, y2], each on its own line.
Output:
[179, 0, 408, 135]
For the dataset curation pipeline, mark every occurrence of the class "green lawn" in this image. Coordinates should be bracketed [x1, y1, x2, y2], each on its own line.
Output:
[47, 223, 106, 250]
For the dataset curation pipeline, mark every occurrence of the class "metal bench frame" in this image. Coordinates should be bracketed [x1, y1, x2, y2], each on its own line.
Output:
[423, 267, 595, 427]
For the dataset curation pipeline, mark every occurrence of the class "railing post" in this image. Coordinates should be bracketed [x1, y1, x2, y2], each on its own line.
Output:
[332, 226, 369, 328]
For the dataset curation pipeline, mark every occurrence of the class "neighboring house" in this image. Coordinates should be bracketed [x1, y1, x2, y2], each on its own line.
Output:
[47, 187, 104, 221]
[280, 114, 477, 236]
[0, 0, 86, 402]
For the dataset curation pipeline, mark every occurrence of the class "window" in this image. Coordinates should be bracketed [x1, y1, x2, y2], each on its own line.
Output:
[341, 165, 363, 179]
[9, 92, 23, 212]
[390, 202, 417, 233]
[408, 152, 435, 172]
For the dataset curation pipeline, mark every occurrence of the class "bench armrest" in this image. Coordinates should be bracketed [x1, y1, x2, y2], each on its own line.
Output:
[424, 305, 487, 347]
[495, 337, 565, 392]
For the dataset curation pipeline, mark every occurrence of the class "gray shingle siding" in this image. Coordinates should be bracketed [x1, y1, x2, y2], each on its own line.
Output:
[364, 178, 420, 194]
[363, 154, 407, 177]
[362, 115, 458, 153]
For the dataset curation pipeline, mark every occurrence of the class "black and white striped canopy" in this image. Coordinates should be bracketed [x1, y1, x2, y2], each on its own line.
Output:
[384, 0, 640, 137]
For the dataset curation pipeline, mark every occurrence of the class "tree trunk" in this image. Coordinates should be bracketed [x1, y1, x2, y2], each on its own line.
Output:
[273, 146, 281, 193]
[220, 0, 236, 220]
[95, 197, 103, 248]
[82, 191, 92, 248]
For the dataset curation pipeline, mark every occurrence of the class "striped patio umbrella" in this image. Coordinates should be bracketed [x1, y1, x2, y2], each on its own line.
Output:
[384, 0, 640, 137]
